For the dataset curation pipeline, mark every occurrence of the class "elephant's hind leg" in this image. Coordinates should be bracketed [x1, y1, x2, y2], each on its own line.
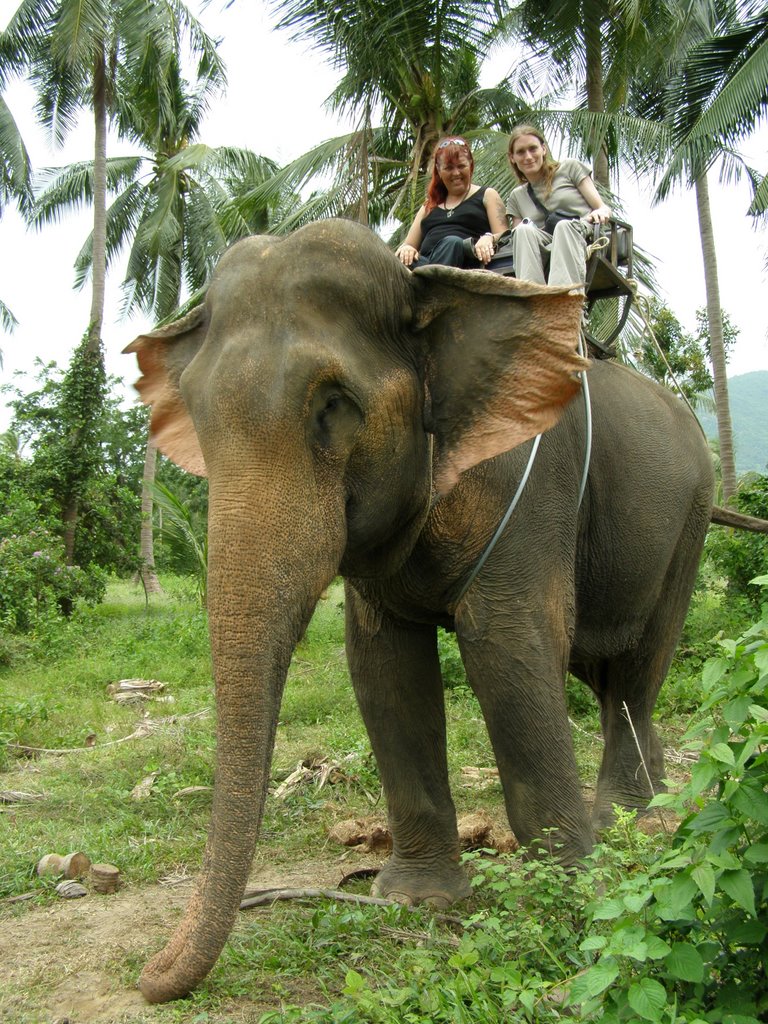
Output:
[345, 584, 471, 908]
[456, 597, 594, 865]
[586, 531, 704, 830]
[580, 652, 667, 830]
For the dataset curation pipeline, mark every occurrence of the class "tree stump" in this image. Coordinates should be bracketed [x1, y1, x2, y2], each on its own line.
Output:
[90, 863, 120, 894]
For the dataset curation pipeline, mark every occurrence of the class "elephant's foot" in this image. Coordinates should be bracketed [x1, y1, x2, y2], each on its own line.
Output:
[372, 856, 472, 909]
[591, 784, 666, 831]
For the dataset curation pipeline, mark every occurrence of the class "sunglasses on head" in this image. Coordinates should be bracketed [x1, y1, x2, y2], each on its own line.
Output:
[436, 138, 468, 149]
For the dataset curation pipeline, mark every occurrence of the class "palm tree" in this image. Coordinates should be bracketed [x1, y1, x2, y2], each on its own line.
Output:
[32, 55, 280, 587]
[510, 1, 764, 502]
[256, 0, 527, 234]
[1, 0, 223, 558]
[33, 57, 280, 323]
[641, 1, 768, 502]
[0, 92, 32, 338]
[505, 0, 687, 188]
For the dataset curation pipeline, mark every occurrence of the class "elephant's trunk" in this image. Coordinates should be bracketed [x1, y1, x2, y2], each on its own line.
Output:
[140, 467, 343, 1003]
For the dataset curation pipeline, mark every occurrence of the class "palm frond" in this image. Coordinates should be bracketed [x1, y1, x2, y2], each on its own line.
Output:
[0, 298, 19, 334]
[0, 95, 33, 213]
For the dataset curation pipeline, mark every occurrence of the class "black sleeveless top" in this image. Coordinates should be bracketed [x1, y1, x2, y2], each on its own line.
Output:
[420, 187, 490, 257]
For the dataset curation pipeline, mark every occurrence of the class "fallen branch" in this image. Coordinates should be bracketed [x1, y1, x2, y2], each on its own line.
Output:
[7, 710, 211, 757]
[0, 790, 45, 803]
[7, 724, 155, 756]
[239, 887, 471, 927]
[711, 505, 768, 534]
[1, 891, 37, 904]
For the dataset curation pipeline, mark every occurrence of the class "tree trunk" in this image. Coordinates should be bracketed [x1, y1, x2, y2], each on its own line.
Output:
[62, 496, 78, 566]
[584, 10, 610, 188]
[356, 104, 370, 226]
[88, 45, 108, 361]
[139, 435, 162, 594]
[62, 46, 109, 562]
[695, 172, 737, 503]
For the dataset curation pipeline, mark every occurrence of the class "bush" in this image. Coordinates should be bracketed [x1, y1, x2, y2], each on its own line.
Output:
[566, 574, 768, 1023]
[706, 475, 768, 611]
[0, 492, 105, 633]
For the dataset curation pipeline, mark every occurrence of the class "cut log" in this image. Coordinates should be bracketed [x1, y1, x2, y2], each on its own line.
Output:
[90, 863, 120, 894]
[36, 853, 64, 876]
[61, 851, 91, 879]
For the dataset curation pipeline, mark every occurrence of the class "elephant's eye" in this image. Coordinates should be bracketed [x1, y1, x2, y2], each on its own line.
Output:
[310, 386, 363, 452]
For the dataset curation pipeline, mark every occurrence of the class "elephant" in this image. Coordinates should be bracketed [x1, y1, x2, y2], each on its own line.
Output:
[125, 218, 714, 1003]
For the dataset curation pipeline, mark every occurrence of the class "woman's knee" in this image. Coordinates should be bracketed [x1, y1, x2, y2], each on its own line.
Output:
[552, 219, 588, 246]
[427, 235, 472, 267]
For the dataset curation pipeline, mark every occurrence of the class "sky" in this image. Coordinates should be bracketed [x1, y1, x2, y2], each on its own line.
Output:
[1, 1, 767, 431]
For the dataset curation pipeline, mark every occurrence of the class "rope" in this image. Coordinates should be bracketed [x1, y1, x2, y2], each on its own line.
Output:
[633, 293, 705, 437]
[585, 234, 610, 259]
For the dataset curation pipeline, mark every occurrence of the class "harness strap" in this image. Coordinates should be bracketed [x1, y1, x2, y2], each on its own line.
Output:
[453, 432, 542, 607]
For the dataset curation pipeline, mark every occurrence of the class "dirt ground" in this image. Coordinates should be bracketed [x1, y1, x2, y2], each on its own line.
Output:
[0, 853, 365, 1024]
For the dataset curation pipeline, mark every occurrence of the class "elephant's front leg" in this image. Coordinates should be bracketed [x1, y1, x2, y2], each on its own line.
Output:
[345, 584, 471, 908]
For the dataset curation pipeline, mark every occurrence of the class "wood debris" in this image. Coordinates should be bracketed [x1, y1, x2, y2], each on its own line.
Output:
[61, 851, 91, 878]
[0, 790, 44, 804]
[7, 711, 210, 758]
[36, 853, 64, 876]
[36, 850, 91, 878]
[460, 766, 500, 790]
[328, 812, 518, 855]
[273, 755, 354, 801]
[171, 786, 211, 800]
[55, 880, 87, 899]
[106, 678, 165, 704]
[90, 863, 120, 894]
[131, 771, 159, 800]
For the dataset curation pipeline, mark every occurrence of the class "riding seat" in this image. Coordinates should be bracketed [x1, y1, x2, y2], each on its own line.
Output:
[482, 219, 635, 359]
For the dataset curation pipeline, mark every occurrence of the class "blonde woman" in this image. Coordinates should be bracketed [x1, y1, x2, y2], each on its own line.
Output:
[506, 124, 611, 289]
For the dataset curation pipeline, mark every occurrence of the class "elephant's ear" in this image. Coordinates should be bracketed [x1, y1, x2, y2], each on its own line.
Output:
[123, 304, 208, 476]
[411, 267, 587, 495]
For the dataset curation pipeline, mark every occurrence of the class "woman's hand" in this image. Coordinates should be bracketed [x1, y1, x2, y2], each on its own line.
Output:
[582, 204, 611, 225]
[474, 232, 497, 264]
[397, 243, 419, 266]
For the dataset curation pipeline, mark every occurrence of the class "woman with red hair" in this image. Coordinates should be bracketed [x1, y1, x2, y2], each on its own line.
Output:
[396, 137, 508, 269]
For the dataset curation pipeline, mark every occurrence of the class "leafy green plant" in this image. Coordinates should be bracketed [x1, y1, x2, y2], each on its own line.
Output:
[0, 493, 105, 634]
[0, 693, 60, 767]
[152, 482, 208, 606]
[565, 575, 768, 1023]
[438, 628, 467, 690]
[706, 475, 768, 611]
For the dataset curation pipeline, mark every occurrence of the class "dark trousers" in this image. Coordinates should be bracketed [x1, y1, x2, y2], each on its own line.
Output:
[413, 235, 482, 269]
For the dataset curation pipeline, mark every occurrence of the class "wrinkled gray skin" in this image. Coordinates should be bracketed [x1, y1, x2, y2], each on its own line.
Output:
[126, 219, 714, 1003]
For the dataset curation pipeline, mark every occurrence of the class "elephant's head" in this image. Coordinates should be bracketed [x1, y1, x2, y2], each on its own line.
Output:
[125, 219, 585, 1002]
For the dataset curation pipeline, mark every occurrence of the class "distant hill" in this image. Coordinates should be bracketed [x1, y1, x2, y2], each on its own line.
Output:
[699, 371, 768, 476]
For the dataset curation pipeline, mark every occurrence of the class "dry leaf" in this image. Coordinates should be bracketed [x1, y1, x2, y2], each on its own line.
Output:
[130, 771, 159, 800]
